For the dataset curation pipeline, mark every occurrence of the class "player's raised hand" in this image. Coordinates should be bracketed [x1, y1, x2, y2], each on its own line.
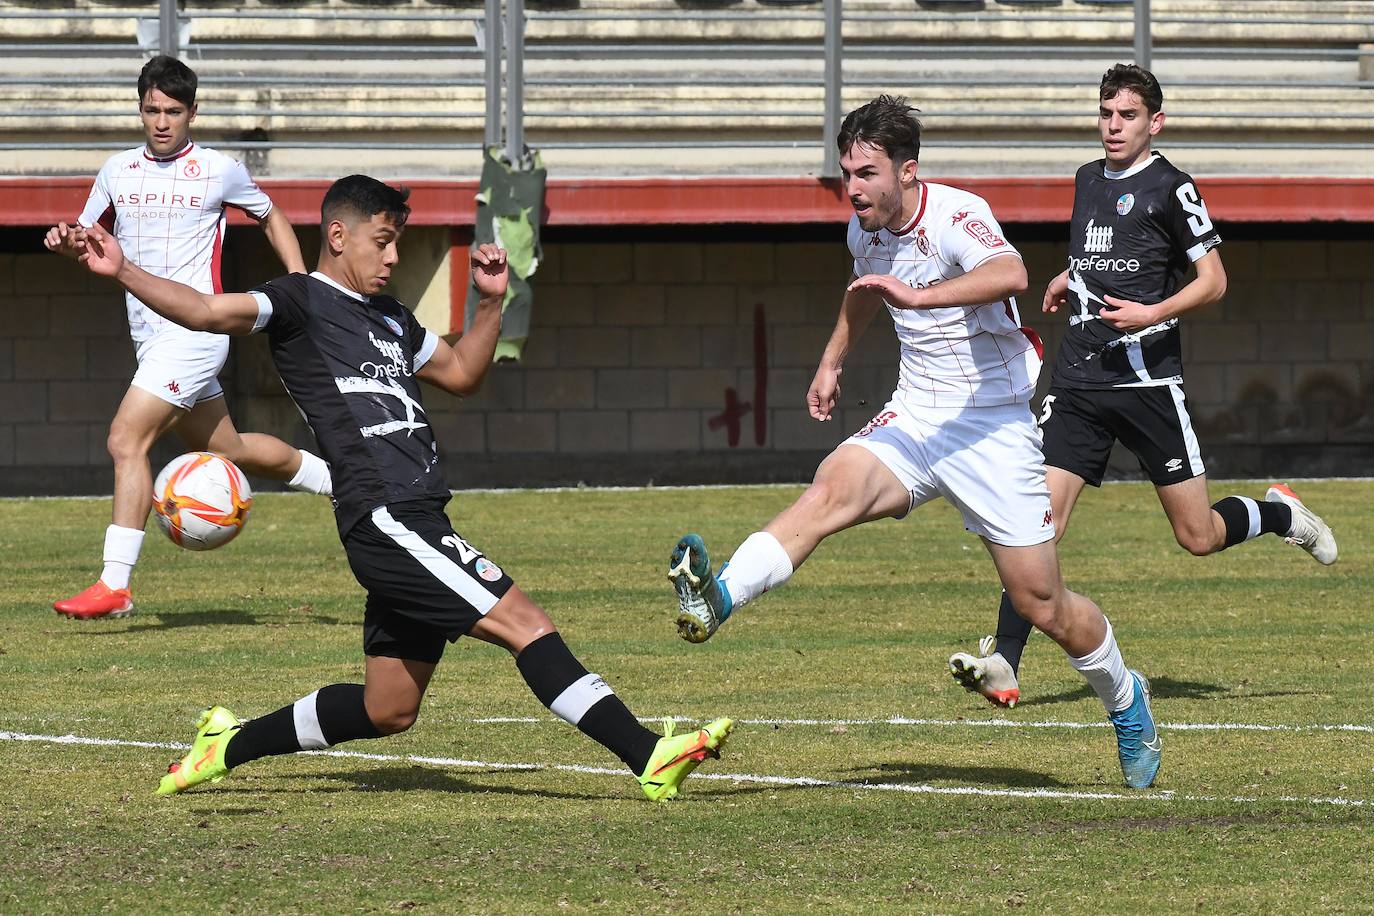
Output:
[1043, 269, 1069, 313]
[1101, 294, 1155, 332]
[43, 222, 87, 261]
[807, 364, 841, 421]
[470, 243, 508, 301]
[73, 223, 125, 278]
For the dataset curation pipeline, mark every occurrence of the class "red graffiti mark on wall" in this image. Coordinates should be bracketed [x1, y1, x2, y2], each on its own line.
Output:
[707, 302, 768, 447]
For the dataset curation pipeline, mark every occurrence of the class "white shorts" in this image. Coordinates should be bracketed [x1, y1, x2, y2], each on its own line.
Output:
[844, 396, 1055, 547]
[131, 329, 229, 410]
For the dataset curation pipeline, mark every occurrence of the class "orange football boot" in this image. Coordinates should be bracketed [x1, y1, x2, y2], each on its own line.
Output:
[53, 581, 135, 619]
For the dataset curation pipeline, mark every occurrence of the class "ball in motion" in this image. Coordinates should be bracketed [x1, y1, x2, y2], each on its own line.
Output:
[152, 452, 253, 550]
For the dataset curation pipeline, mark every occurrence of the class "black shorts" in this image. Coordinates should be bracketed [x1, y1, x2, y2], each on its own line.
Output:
[1038, 384, 1206, 487]
[344, 502, 515, 665]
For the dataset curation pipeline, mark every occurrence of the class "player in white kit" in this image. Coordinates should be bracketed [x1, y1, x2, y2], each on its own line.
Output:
[668, 95, 1162, 788]
[44, 56, 332, 620]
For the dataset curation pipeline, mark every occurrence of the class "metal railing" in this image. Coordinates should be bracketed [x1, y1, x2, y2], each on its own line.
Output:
[0, 0, 1371, 174]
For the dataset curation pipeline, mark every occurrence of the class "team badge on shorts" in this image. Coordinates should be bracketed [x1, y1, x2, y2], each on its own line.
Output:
[1116, 193, 1135, 216]
[382, 315, 404, 336]
[474, 557, 503, 582]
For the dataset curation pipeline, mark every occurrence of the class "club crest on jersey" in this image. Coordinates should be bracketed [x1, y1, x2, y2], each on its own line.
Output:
[916, 228, 931, 256]
[183, 159, 201, 179]
[962, 220, 1006, 250]
[382, 315, 404, 336]
[1084, 219, 1114, 253]
[1116, 193, 1135, 216]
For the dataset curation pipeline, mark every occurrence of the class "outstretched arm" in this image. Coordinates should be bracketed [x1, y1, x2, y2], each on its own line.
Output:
[61, 222, 261, 334]
[808, 285, 884, 421]
[416, 243, 508, 396]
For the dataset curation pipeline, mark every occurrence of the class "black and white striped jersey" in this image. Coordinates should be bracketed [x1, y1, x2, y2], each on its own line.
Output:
[1052, 152, 1222, 389]
[249, 271, 446, 537]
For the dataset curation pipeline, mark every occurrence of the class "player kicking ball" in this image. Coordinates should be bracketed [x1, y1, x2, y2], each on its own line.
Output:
[44, 56, 332, 620]
[669, 95, 1160, 789]
[58, 175, 731, 801]
[948, 65, 1337, 710]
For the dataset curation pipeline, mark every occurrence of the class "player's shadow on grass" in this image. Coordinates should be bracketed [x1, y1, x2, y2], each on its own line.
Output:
[1017, 676, 1231, 707]
[72, 609, 261, 633]
[311, 765, 624, 801]
[849, 762, 1069, 789]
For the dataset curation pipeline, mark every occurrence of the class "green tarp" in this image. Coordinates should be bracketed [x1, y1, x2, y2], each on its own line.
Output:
[465, 145, 546, 362]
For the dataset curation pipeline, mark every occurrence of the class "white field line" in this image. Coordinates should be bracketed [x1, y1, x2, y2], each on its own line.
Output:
[7, 477, 1372, 501]
[466, 715, 1374, 735]
[1, 728, 1368, 809]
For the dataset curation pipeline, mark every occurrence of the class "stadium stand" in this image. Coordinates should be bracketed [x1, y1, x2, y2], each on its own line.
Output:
[0, 0, 1371, 179]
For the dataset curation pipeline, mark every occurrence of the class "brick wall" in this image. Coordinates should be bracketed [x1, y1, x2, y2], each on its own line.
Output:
[3, 228, 1373, 495]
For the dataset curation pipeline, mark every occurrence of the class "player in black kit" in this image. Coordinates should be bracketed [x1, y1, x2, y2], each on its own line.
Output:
[948, 65, 1337, 708]
[57, 175, 732, 800]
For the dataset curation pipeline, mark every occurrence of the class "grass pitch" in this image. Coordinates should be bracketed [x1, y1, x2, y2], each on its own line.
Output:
[1, 481, 1371, 913]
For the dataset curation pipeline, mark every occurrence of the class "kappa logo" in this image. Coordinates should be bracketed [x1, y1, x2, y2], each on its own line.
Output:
[1084, 219, 1113, 253]
[963, 219, 1007, 250]
[183, 159, 201, 179]
[950, 210, 971, 225]
[126, 160, 141, 170]
[166, 380, 181, 395]
[869, 233, 881, 246]
[1043, 509, 1054, 527]
[1165, 457, 1183, 472]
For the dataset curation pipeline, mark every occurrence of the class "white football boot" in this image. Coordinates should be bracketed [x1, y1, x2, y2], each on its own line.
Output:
[948, 635, 1021, 709]
[1266, 484, 1337, 565]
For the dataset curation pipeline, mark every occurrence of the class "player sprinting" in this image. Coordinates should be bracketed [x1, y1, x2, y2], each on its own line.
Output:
[948, 64, 1337, 710]
[669, 95, 1161, 788]
[43, 55, 332, 621]
[58, 174, 731, 801]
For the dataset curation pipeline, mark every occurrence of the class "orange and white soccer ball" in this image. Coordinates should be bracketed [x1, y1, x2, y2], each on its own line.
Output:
[152, 452, 253, 550]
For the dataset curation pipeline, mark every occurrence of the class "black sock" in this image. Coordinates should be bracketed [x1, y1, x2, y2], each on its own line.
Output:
[993, 589, 1034, 676]
[516, 633, 659, 775]
[1211, 496, 1292, 550]
[225, 683, 382, 769]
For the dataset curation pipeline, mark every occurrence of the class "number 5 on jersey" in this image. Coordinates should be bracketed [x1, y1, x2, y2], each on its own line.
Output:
[1175, 182, 1213, 237]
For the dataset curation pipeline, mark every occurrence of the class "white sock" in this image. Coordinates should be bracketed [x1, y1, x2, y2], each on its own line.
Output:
[1066, 618, 1135, 713]
[100, 524, 145, 590]
[287, 450, 332, 496]
[718, 531, 794, 610]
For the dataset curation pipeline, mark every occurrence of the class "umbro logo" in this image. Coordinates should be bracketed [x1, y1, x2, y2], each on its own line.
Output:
[1084, 219, 1113, 253]
[1165, 458, 1183, 472]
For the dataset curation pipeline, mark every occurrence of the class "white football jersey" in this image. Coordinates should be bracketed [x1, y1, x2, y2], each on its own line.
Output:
[848, 181, 1042, 408]
[79, 141, 273, 344]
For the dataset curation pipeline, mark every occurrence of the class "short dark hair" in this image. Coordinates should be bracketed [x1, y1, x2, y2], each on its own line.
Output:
[836, 94, 922, 167]
[321, 175, 412, 234]
[138, 55, 197, 108]
[1100, 63, 1163, 115]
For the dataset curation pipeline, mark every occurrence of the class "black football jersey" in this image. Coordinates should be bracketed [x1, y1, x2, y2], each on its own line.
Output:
[1052, 153, 1222, 389]
[251, 272, 448, 537]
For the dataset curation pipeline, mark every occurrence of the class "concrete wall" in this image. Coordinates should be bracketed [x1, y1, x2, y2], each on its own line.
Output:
[3, 226, 1372, 495]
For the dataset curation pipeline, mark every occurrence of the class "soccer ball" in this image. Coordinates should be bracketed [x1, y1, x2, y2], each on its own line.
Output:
[152, 452, 253, 550]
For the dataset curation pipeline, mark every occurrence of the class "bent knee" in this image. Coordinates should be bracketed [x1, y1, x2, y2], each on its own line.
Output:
[370, 706, 420, 735]
[1174, 530, 1219, 557]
